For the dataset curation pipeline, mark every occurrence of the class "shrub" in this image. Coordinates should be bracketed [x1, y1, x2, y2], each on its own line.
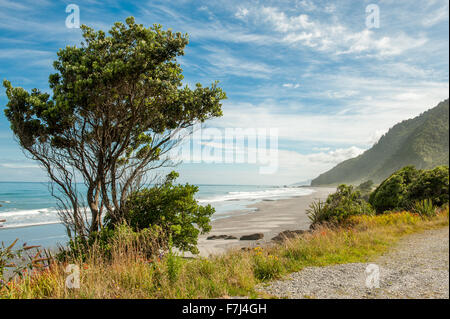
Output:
[408, 166, 449, 207]
[166, 246, 182, 283]
[307, 184, 374, 227]
[306, 200, 327, 225]
[252, 254, 283, 281]
[122, 172, 214, 254]
[412, 199, 436, 218]
[57, 224, 166, 262]
[369, 165, 449, 213]
[369, 166, 420, 213]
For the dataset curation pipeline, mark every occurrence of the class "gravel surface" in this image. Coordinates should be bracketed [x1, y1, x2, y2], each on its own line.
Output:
[259, 227, 449, 299]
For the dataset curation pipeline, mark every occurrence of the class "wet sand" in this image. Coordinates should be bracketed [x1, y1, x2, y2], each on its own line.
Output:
[195, 187, 335, 257]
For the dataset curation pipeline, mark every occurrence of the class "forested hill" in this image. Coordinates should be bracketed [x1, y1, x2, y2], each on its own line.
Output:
[311, 99, 449, 186]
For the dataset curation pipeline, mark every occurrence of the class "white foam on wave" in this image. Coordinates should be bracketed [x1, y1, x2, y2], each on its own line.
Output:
[0, 206, 91, 229]
[198, 187, 315, 204]
[1, 221, 62, 229]
[0, 208, 56, 217]
[0, 208, 61, 229]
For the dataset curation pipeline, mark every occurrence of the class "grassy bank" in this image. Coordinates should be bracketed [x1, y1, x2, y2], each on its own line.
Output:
[1, 208, 448, 299]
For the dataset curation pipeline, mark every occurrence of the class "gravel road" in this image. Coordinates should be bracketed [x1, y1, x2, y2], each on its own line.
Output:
[259, 227, 449, 299]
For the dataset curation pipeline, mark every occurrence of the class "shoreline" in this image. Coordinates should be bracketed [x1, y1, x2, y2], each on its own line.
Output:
[0, 187, 335, 254]
[194, 187, 336, 257]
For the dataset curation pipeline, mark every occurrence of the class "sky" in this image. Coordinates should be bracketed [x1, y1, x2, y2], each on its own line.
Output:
[0, 0, 448, 185]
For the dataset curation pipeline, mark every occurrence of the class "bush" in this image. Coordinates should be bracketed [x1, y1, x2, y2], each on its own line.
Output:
[122, 172, 214, 254]
[412, 199, 436, 218]
[306, 200, 327, 225]
[369, 165, 449, 213]
[253, 254, 283, 281]
[408, 166, 449, 207]
[307, 184, 374, 226]
[57, 223, 166, 262]
[369, 166, 419, 213]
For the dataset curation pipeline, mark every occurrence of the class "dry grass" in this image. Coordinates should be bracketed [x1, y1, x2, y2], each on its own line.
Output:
[1, 208, 448, 299]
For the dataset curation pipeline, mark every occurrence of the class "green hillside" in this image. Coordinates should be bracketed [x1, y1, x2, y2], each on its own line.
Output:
[311, 99, 449, 186]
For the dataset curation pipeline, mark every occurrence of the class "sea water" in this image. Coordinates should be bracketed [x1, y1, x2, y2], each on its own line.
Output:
[0, 182, 314, 248]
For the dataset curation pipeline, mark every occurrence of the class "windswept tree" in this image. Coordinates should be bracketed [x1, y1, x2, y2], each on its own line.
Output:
[3, 17, 226, 239]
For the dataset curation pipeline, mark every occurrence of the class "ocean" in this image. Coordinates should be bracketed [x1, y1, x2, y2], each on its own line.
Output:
[0, 182, 314, 248]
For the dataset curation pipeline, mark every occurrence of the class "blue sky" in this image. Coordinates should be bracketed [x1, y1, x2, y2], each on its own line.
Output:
[0, 0, 448, 185]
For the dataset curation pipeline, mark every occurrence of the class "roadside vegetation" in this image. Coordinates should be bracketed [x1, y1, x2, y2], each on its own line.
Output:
[307, 165, 449, 226]
[1, 198, 448, 298]
[1, 154, 448, 300]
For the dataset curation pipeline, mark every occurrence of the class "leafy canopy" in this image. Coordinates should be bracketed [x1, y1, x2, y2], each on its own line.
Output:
[369, 165, 449, 213]
[307, 184, 374, 226]
[3, 17, 226, 237]
[123, 172, 214, 254]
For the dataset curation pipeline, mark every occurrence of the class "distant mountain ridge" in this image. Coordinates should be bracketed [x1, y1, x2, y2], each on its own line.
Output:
[311, 99, 449, 186]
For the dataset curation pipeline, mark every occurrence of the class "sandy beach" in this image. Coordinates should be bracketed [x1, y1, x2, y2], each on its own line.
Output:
[195, 187, 335, 257]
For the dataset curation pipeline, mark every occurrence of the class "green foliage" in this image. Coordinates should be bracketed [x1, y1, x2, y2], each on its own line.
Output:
[166, 236, 182, 283]
[57, 224, 166, 262]
[3, 17, 225, 149]
[253, 255, 283, 281]
[3, 16, 226, 237]
[408, 166, 449, 206]
[305, 200, 327, 225]
[307, 184, 374, 226]
[311, 99, 449, 186]
[412, 199, 436, 218]
[369, 165, 449, 213]
[369, 166, 420, 213]
[123, 172, 214, 254]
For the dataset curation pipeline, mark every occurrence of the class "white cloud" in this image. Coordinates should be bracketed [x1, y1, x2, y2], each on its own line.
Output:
[261, 7, 314, 32]
[297, 0, 317, 12]
[175, 137, 365, 183]
[326, 90, 357, 99]
[339, 31, 428, 57]
[0, 0, 29, 10]
[235, 7, 249, 20]
[269, 146, 365, 183]
[283, 83, 300, 88]
[214, 78, 448, 146]
[422, 3, 449, 27]
[368, 129, 388, 146]
[324, 4, 336, 14]
[300, 146, 365, 164]
[203, 47, 274, 79]
[241, 5, 429, 57]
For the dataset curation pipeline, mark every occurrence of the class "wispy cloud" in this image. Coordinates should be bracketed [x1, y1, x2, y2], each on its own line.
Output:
[202, 47, 275, 79]
[0, 0, 448, 184]
[422, 2, 449, 27]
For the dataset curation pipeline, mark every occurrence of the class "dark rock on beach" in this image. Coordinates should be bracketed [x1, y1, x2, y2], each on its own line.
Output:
[271, 230, 310, 242]
[239, 233, 264, 240]
[207, 234, 237, 240]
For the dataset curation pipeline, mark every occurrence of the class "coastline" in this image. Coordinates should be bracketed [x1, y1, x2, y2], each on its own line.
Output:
[194, 187, 336, 257]
[0, 186, 335, 254]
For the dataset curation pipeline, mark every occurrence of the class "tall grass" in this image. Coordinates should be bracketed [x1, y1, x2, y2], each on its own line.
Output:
[1, 207, 448, 299]
[412, 199, 436, 218]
